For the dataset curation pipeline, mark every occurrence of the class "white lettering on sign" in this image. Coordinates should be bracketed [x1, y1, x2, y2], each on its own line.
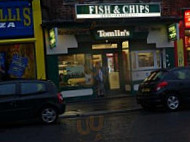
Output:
[89, 6, 94, 14]
[0, 22, 15, 28]
[97, 30, 130, 38]
[88, 5, 150, 15]
[0, 23, 6, 28]
[76, 4, 160, 19]
[7, 22, 15, 28]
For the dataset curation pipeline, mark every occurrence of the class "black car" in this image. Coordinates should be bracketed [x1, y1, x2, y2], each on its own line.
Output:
[137, 67, 190, 111]
[0, 80, 65, 124]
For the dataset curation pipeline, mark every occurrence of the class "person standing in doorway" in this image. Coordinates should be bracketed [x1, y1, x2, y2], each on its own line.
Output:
[94, 62, 105, 97]
[84, 65, 93, 86]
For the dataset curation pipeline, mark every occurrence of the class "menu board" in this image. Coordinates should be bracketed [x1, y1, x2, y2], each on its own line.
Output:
[8, 54, 28, 78]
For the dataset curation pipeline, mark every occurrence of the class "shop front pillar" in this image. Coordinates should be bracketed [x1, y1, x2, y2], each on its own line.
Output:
[32, 0, 46, 79]
[117, 41, 125, 92]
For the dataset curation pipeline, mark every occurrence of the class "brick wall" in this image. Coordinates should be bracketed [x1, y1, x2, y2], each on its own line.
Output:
[161, 0, 190, 17]
[41, 0, 190, 21]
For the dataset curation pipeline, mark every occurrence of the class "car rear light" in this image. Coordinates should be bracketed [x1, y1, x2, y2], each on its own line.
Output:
[57, 93, 64, 103]
[156, 81, 168, 91]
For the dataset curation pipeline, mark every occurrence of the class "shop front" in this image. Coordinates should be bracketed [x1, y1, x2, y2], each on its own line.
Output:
[0, 0, 46, 80]
[185, 31, 190, 66]
[173, 9, 190, 67]
[57, 41, 127, 95]
[184, 10, 190, 66]
[44, 3, 177, 100]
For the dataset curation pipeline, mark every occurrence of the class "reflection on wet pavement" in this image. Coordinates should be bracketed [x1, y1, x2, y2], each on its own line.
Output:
[64, 97, 141, 117]
[2, 110, 190, 142]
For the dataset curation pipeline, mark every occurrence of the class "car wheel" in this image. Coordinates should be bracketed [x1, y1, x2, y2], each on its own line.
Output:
[165, 94, 180, 111]
[40, 106, 58, 124]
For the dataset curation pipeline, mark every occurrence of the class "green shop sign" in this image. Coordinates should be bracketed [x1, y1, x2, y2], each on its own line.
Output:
[49, 28, 57, 49]
[75, 3, 161, 19]
[168, 24, 178, 41]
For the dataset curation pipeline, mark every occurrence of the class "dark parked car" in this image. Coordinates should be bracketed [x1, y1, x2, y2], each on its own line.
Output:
[137, 67, 190, 111]
[0, 80, 65, 124]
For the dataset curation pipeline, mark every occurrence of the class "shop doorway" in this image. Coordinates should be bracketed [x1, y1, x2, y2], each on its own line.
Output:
[92, 53, 120, 93]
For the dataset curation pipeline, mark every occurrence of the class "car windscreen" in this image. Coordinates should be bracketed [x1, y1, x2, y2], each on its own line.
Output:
[144, 71, 167, 82]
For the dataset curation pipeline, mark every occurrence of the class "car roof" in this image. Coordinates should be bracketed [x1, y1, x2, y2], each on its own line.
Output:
[169, 66, 190, 72]
[151, 68, 168, 73]
[151, 67, 190, 73]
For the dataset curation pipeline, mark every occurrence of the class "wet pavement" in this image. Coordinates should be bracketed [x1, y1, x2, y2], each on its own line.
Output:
[2, 110, 190, 142]
[63, 96, 141, 118]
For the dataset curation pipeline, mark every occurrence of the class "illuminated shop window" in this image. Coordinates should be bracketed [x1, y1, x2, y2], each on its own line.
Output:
[122, 41, 129, 49]
[92, 43, 117, 49]
[138, 52, 154, 68]
[58, 54, 93, 88]
[131, 50, 161, 70]
[0, 43, 36, 80]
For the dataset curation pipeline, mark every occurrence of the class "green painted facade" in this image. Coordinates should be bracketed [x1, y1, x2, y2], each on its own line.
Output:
[46, 55, 59, 87]
[165, 48, 175, 68]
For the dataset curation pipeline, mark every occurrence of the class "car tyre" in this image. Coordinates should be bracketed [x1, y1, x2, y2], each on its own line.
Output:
[40, 106, 58, 124]
[165, 94, 180, 111]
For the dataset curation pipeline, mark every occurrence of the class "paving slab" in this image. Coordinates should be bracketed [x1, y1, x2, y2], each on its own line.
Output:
[60, 95, 142, 118]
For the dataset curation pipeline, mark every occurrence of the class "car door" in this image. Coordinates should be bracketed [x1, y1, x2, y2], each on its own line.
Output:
[15, 81, 48, 119]
[181, 69, 190, 101]
[0, 83, 17, 121]
[172, 69, 190, 101]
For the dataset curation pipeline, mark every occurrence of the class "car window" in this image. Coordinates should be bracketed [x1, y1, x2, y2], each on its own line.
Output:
[185, 69, 190, 80]
[172, 69, 190, 80]
[144, 71, 167, 82]
[21, 83, 46, 95]
[0, 84, 16, 95]
[163, 72, 176, 80]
